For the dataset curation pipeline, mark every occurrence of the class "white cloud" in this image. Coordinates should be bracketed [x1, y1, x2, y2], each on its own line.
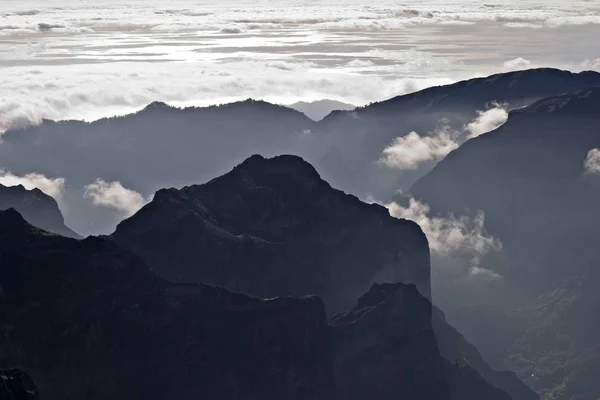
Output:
[386, 198, 502, 278]
[83, 179, 147, 217]
[379, 127, 459, 170]
[347, 59, 375, 68]
[584, 148, 600, 175]
[465, 106, 508, 139]
[581, 58, 600, 71]
[0, 169, 65, 199]
[503, 57, 532, 70]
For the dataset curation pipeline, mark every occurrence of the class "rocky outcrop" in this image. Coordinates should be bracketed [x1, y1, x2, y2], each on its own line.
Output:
[0, 209, 331, 400]
[112, 154, 431, 312]
[0, 184, 80, 238]
[0, 369, 37, 400]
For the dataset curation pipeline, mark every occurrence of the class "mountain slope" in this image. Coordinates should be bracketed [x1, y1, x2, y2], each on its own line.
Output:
[411, 87, 600, 399]
[0, 208, 332, 400]
[112, 154, 431, 312]
[0, 208, 515, 400]
[412, 87, 600, 292]
[0, 184, 80, 238]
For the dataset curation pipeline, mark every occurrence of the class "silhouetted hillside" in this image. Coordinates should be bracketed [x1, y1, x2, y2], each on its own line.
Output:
[0, 184, 80, 238]
[0, 208, 518, 400]
[112, 155, 537, 400]
[112, 154, 431, 312]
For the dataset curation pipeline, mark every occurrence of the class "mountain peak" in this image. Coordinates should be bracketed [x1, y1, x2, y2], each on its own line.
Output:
[113, 156, 431, 312]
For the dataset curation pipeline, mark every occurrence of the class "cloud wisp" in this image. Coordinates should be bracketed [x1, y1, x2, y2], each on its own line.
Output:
[379, 105, 509, 170]
[387, 198, 502, 270]
[0, 169, 65, 199]
[378, 127, 460, 170]
[584, 148, 600, 175]
[83, 179, 148, 217]
[465, 106, 509, 139]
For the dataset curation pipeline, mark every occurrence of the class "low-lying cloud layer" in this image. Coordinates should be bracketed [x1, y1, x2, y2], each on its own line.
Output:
[1, 0, 599, 132]
[0, 169, 65, 198]
[83, 179, 148, 217]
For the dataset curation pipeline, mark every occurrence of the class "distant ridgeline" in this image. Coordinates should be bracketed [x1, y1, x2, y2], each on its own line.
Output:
[1, 68, 599, 234]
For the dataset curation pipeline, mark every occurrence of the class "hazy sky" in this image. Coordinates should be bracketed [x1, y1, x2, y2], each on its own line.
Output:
[1, 0, 600, 131]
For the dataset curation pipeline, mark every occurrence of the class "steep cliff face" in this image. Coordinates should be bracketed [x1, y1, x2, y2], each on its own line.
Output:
[0, 209, 331, 400]
[0, 184, 80, 238]
[112, 154, 431, 312]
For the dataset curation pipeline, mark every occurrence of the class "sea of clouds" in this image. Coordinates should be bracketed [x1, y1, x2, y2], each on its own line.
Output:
[1, 0, 600, 132]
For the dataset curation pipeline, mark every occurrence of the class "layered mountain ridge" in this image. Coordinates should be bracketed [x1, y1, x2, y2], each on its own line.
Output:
[0, 208, 515, 400]
[0, 184, 80, 239]
[411, 86, 600, 399]
[2, 68, 599, 234]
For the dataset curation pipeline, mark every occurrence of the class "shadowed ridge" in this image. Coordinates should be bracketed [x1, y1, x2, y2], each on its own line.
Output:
[113, 154, 431, 313]
[0, 184, 81, 239]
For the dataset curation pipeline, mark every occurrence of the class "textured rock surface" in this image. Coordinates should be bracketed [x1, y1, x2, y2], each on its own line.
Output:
[0, 184, 79, 238]
[112, 154, 431, 312]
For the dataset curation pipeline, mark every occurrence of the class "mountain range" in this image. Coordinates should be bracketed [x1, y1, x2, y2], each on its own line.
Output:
[0, 204, 515, 400]
[2, 68, 599, 235]
[2, 67, 600, 399]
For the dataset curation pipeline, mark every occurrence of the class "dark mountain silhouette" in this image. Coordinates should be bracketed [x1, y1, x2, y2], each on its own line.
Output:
[112, 154, 537, 400]
[1, 69, 599, 235]
[112, 154, 431, 313]
[0, 208, 514, 400]
[0, 184, 80, 238]
[0, 208, 331, 400]
[411, 87, 600, 399]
